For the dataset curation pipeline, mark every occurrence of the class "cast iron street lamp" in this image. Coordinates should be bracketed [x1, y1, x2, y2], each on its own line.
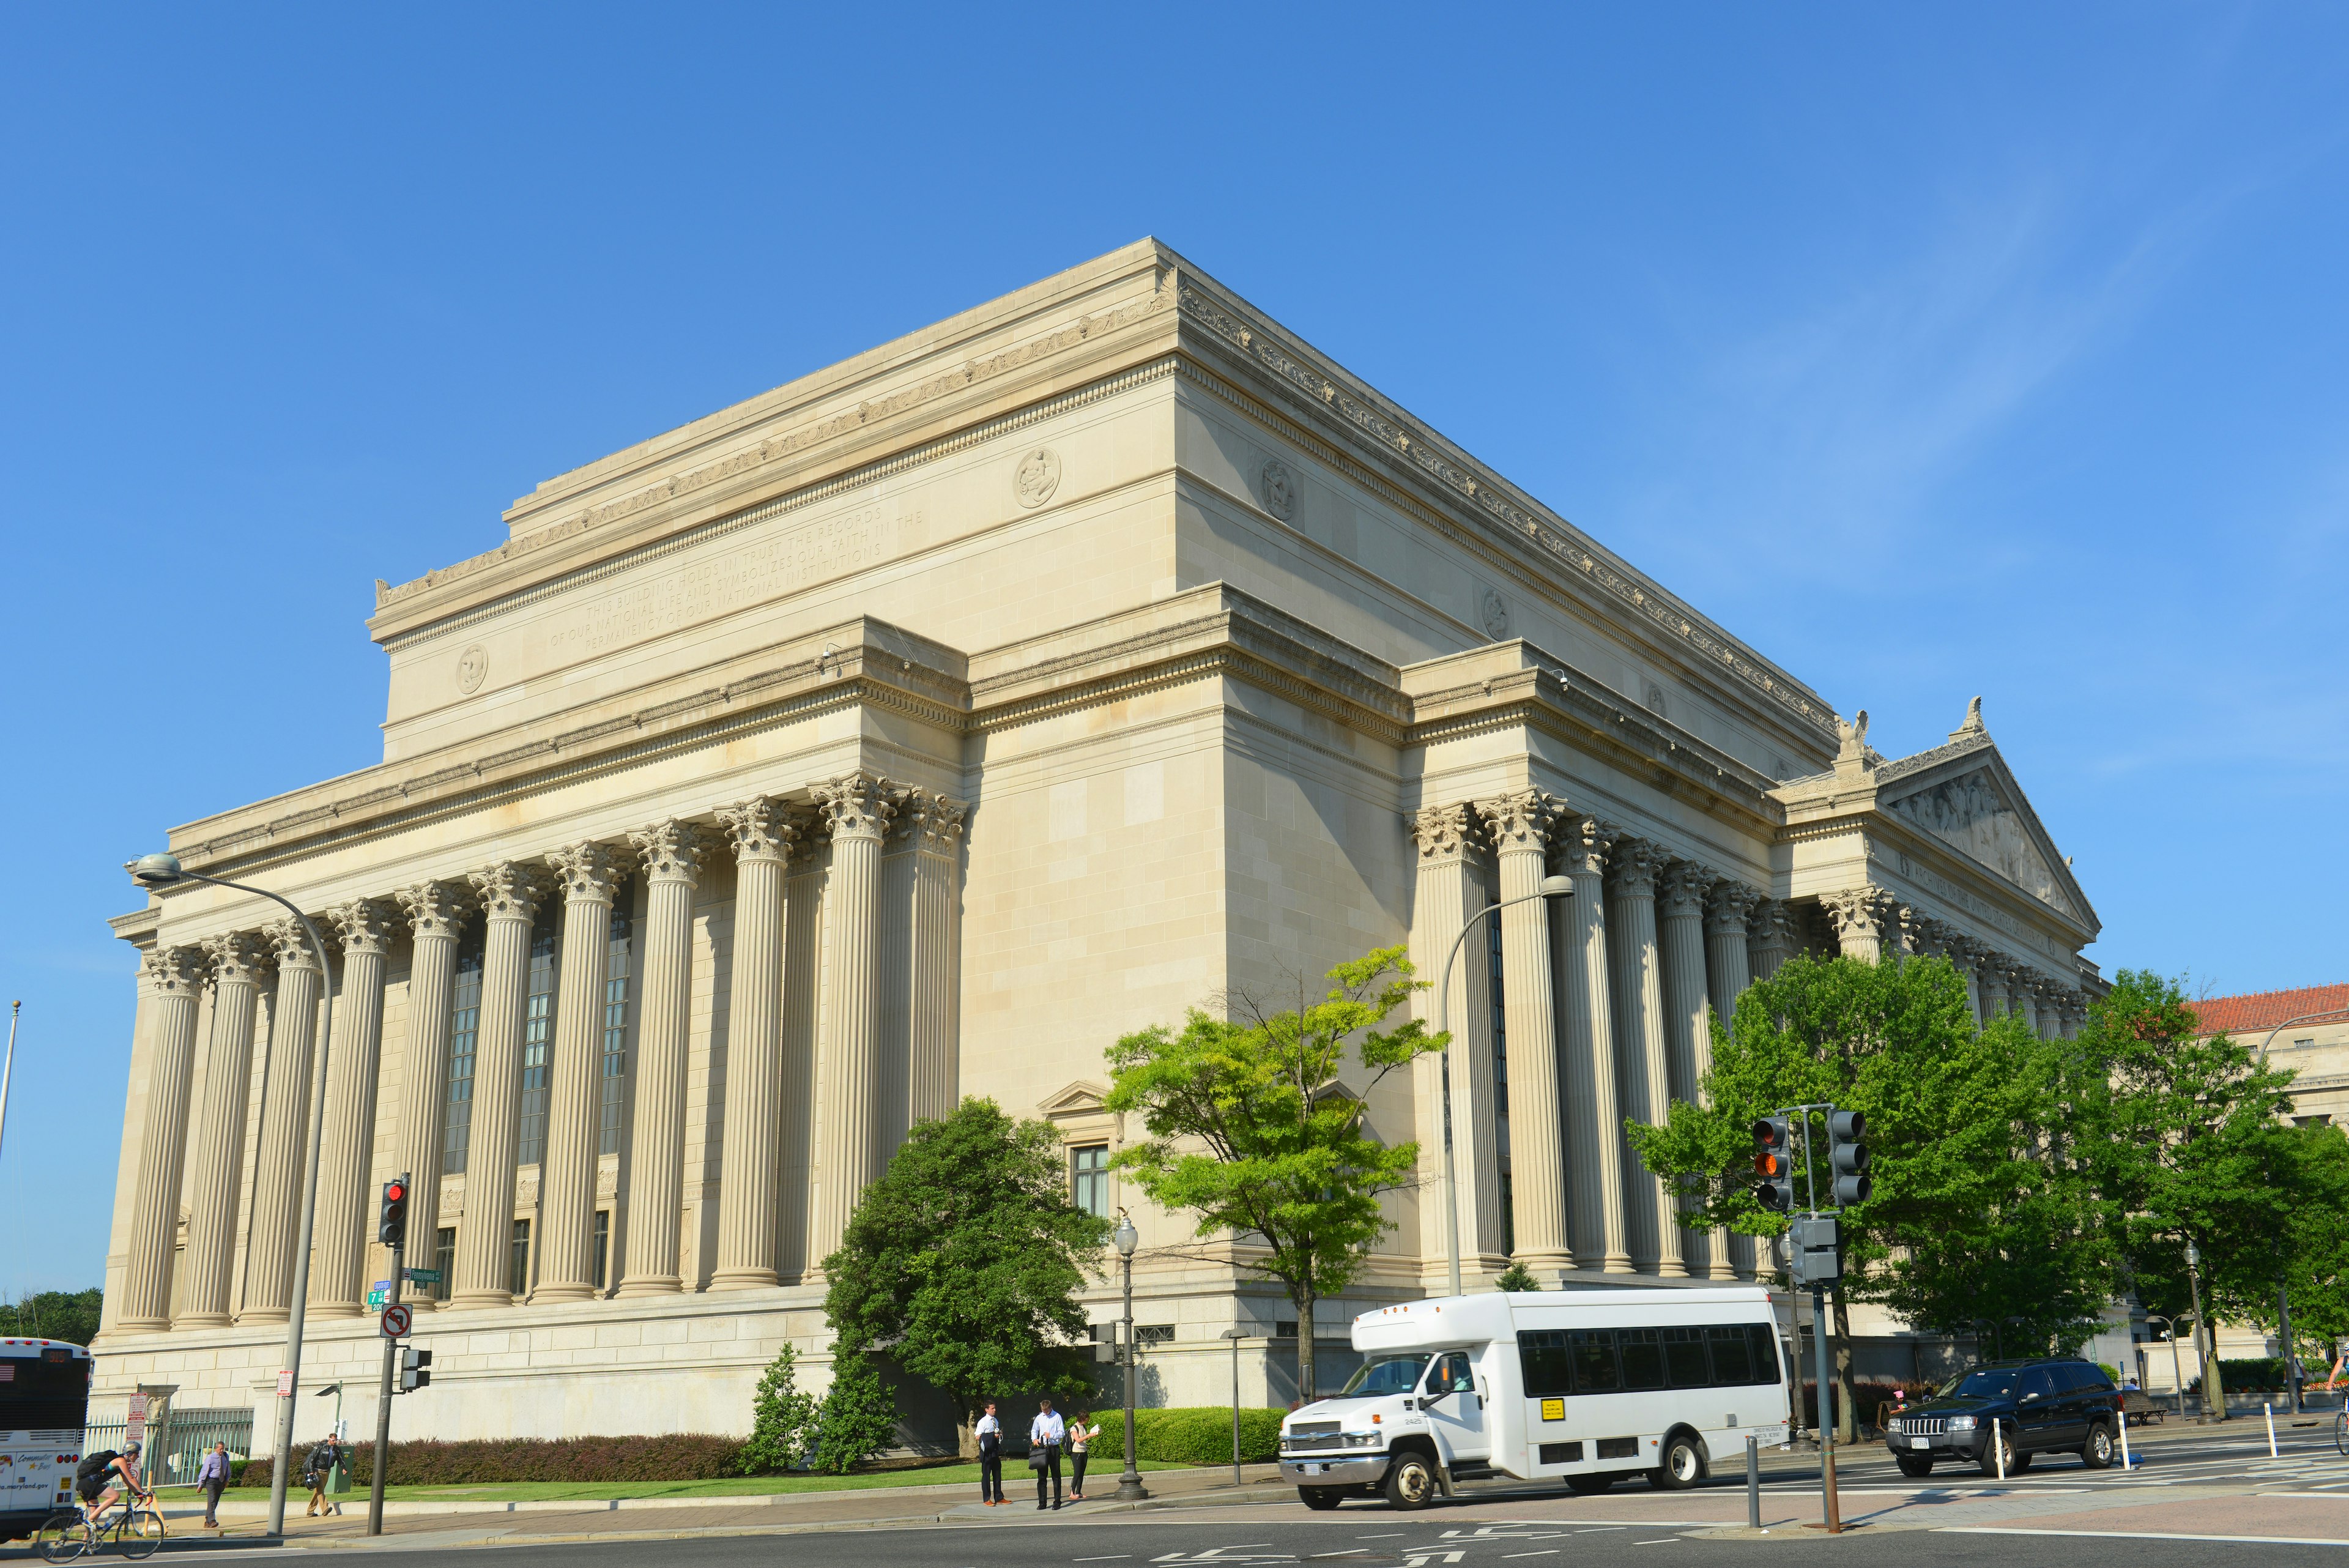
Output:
[1219, 1325, 1246, 1487]
[1113, 1211, 1146, 1501]
[129, 850, 335, 1539]
[1432, 875, 1573, 1297]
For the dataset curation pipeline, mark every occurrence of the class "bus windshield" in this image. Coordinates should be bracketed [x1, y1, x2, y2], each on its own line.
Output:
[1338, 1355, 1430, 1399]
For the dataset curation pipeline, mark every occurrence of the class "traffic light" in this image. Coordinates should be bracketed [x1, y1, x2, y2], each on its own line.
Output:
[379, 1174, 410, 1249]
[1828, 1110, 1871, 1206]
[1789, 1213, 1842, 1285]
[399, 1347, 432, 1394]
[1751, 1117, 1797, 1213]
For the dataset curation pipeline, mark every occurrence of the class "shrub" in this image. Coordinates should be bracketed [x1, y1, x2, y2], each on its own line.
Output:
[1130, 1406, 1285, 1465]
[738, 1344, 817, 1475]
[808, 1353, 898, 1475]
[2219, 1356, 2293, 1391]
[236, 1435, 746, 1487]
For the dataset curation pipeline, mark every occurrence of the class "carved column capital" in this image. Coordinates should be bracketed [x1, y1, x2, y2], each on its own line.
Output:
[328, 899, 399, 957]
[1475, 790, 1560, 855]
[718, 796, 802, 863]
[1605, 838, 1663, 897]
[1704, 881, 1761, 938]
[1820, 886, 1888, 945]
[1557, 815, 1617, 879]
[468, 861, 546, 923]
[1658, 860, 1713, 919]
[548, 841, 622, 902]
[142, 943, 211, 997]
[395, 880, 473, 940]
[264, 916, 323, 972]
[202, 930, 273, 987]
[815, 771, 900, 843]
[630, 819, 711, 885]
[1407, 802, 1480, 866]
[901, 790, 969, 858]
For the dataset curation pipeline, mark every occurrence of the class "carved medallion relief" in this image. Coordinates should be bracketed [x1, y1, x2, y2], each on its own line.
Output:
[1013, 447, 1062, 508]
[1261, 459, 1296, 521]
[455, 643, 489, 693]
[1479, 588, 1509, 640]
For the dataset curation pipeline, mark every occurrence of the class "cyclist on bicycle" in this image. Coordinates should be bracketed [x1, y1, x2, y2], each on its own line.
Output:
[76, 1441, 149, 1526]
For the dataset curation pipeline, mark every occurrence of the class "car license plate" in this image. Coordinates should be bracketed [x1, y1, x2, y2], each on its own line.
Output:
[1911, 1438, 1929, 1449]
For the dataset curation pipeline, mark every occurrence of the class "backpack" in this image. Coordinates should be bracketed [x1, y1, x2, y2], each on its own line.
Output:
[75, 1451, 117, 1484]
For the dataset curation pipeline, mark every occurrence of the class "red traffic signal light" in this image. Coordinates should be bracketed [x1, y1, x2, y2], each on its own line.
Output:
[1751, 1117, 1796, 1213]
[379, 1173, 412, 1249]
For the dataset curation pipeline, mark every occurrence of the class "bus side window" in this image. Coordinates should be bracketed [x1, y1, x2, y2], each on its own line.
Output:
[1571, 1329, 1621, 1393]
[1662, 1326, 1710, 1388]
[1750, 1323, 1781, 1384]
[1519, 1331, 1573, 1398]
[1707, 1325, 1756, 1386]
[1618, 1329, 1665, 1391]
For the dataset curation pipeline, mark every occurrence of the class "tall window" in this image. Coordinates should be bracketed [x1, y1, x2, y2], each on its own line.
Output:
[599, 888, 634, 1157]
[592, 1211, 611, 1291]
[509, 1219, 533, 1298]
[432, 1227, 456, 1302]
[1071, 1145, 1109, 1216]
[516, 905, 561, 1167]
[443, 927, 484, 1175]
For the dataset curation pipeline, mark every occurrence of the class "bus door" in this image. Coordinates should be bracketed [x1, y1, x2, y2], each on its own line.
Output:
[1420, 1350, 1489, 1462]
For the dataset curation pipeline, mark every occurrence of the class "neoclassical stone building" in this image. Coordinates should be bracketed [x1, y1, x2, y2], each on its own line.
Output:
[94, 240, 2102, 1440]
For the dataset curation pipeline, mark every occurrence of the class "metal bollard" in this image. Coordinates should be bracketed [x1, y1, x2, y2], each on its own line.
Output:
[1994, 1422, 2006, 1482]
[2266, 1402, 2278, 1458]
[1746, 1435, 1761, 1529]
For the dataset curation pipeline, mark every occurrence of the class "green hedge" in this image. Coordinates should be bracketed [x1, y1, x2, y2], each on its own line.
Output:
[1130, 1407, 1285, 1465]
[2217, 1357, 2299, 1392]
[232, 1435, 746, 1487]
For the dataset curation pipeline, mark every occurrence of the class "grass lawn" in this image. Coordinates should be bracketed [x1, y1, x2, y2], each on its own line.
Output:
[218, 1460, 1205, 1503]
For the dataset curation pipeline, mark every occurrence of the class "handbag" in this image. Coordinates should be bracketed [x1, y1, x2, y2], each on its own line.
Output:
[1027, 1446, 1050, 1471]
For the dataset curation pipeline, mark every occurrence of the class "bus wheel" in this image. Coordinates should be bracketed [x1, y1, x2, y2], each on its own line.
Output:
[1652, 1433, 1704, 1491]
[1566, 1473, 1613, 1495]
[1384, 1453, 1438, 1510]
[1299, 1487, 1343, 1510]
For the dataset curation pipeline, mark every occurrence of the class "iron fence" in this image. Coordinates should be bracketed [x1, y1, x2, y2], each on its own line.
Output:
[84, 1408, 254, 1489]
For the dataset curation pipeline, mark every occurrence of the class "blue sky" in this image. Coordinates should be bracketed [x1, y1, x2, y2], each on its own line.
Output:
[3, 5, 2344, 1295]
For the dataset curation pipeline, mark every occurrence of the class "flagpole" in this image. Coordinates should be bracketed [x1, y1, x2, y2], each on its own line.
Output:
[0, 1001, 20, 1169]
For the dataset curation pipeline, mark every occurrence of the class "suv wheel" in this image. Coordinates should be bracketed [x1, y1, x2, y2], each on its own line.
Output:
[1384, 1453, 1438, 1511]
[1651, 1433, 1704, 1491]
[1895, 1454, 1934, 1478]
[1975, 1425, 2031, 1477]
[2082, 1422, 2115, 1470]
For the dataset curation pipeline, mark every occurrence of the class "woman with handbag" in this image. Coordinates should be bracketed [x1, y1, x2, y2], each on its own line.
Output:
[1066, 1410, 1095, 1501]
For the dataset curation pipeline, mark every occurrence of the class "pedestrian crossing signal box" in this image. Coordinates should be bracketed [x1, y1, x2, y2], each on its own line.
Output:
[399, 1347, 432, 1394]
[1787, 1214, 1842, 1286]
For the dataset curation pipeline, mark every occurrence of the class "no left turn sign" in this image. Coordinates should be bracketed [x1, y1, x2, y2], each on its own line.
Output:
[380, 1302, 413, 1339]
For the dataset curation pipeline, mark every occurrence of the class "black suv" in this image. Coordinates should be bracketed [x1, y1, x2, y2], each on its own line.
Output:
[1881, 1358, 2121, 1477]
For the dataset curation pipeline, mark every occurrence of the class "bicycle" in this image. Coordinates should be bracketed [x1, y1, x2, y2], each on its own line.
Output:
[32, 1495, 164, 1562]
[2334, 1405, 2348, 1458]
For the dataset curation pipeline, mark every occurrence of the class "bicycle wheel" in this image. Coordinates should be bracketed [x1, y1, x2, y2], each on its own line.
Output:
[34, 1510, 91, 1564]
[2336, 1407, 2348, 1458]
[119, 1508, 163, 1561]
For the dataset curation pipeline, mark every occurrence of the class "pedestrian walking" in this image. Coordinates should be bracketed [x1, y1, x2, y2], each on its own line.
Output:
[303, 1435, 344, 1518]
[975, 1400, 1004, 1506]
[1031, 1397, 1066, 1511]
[1066, 1409, 1095, 1501]
[196, 1441, 230, 1529]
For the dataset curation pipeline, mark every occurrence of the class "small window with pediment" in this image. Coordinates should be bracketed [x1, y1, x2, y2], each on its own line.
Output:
[1071, 1144, 1110, 1216]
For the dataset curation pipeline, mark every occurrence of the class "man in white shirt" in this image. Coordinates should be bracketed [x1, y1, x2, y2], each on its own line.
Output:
[975, 1401, 1004, 1506]
[1031, 1397, 1067, 1510]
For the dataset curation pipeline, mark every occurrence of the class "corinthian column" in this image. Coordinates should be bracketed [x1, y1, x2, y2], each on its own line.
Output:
[1406, 804, 1505, 1280]
[1822, 888, 1886, 964]
[536, 842, 619, 1302]
[811, 773, 896, 1272]
[711, 798, 797, 1290]
[1476, 792, 1568, 1276]
[311, 900, 396, 1315]
[1606, 840, 1683, 1277]
[619, 820, 708, 1296]
[119, 946, 210, 1331]
[451, 863, 541, 1309]
[1557, 817, 1631, 1273]
[1704, 883, 1760, 1277]
[1748, 899, 1800, 979]
[1658, 863, 1717, 1277]
[242, 918, 327, 1323]
[905, 792, 968, 1129]
[393, 882, 471, 1312]
[1976, 956, 2011, 1020]
[179, 933, 271, 1327]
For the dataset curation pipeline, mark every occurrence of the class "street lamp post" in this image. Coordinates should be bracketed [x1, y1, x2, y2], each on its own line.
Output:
[1113, 1212, 1146, 1501]
[2144, 1316, 2188, 1421]
[2183, 1237, 2222, 1423]
[130, 851, 335, 1539]
[1220, 1326, 1247, 1487]
[1431, 874, 1573, 1297]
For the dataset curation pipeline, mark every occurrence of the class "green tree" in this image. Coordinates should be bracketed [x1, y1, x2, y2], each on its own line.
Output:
[821, 1096, 1109, 1455]
[808, 1352, 899, 1474]
[7, 1289, 102, 1347]
[1626, 954, 2109, 1441]
[1492, 1262, 1542, 1293]
[736, 1343, 817, 1475]
[2076, 970, 2303, 1421]
[1104, 946, 1442, 1400]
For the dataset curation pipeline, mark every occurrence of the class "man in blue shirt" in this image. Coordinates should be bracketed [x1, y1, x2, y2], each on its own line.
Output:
[1031, 1398, 1066, 1510]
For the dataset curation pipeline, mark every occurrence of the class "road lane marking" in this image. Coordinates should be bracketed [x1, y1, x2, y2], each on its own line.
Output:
[1504, 1553, 1559, 1559]
[1943, 1526, 2349, 1546]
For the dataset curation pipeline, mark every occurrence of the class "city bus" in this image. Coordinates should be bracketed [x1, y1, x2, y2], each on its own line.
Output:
[0, 1340, 90, 1541]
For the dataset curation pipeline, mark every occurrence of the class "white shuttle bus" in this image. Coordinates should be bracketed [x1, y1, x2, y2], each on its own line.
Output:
[1278, 1288, 1791, 1510]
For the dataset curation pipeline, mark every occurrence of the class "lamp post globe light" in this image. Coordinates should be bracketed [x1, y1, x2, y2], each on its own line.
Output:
[1113, 1211, 1146, 1501]
[1431, 874, 1571, 1298]
[128, 851, 336, 1539]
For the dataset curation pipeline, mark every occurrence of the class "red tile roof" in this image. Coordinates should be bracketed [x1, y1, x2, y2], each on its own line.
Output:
[2189, 984, 2349, 1037]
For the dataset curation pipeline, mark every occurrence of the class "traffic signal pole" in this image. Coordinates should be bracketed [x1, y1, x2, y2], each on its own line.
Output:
[1812, 1279, 1841, 1533]
[368, 1175, 408, 1537]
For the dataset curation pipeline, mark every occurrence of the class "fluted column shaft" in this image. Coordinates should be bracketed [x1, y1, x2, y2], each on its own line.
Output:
[811, 774, 895, 1271]
[906, 793, 968, 1128]
[451, 865, 540, 1309]
[620, 822, 707, 1296]
[1558, 819, 1631, 1273]
[1658, 864, 1718, 1278]
[120, 947, 210, 1331]
[1701, 882, 1760, 1280]
[311, 902, 395, 1314]
[242, 921, 325, 1323]
[1479, 793, 1569, 1274]
[537, 844, 618, 1302]
[1978, 960, 2011, 1021]
[1607, 842, 1683, 1277]
[393, 883, 470, 1312]
[712, 800, 795, 1290]
[1406, 804, 1505, 1279]
[179, 934, 271, 1326]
